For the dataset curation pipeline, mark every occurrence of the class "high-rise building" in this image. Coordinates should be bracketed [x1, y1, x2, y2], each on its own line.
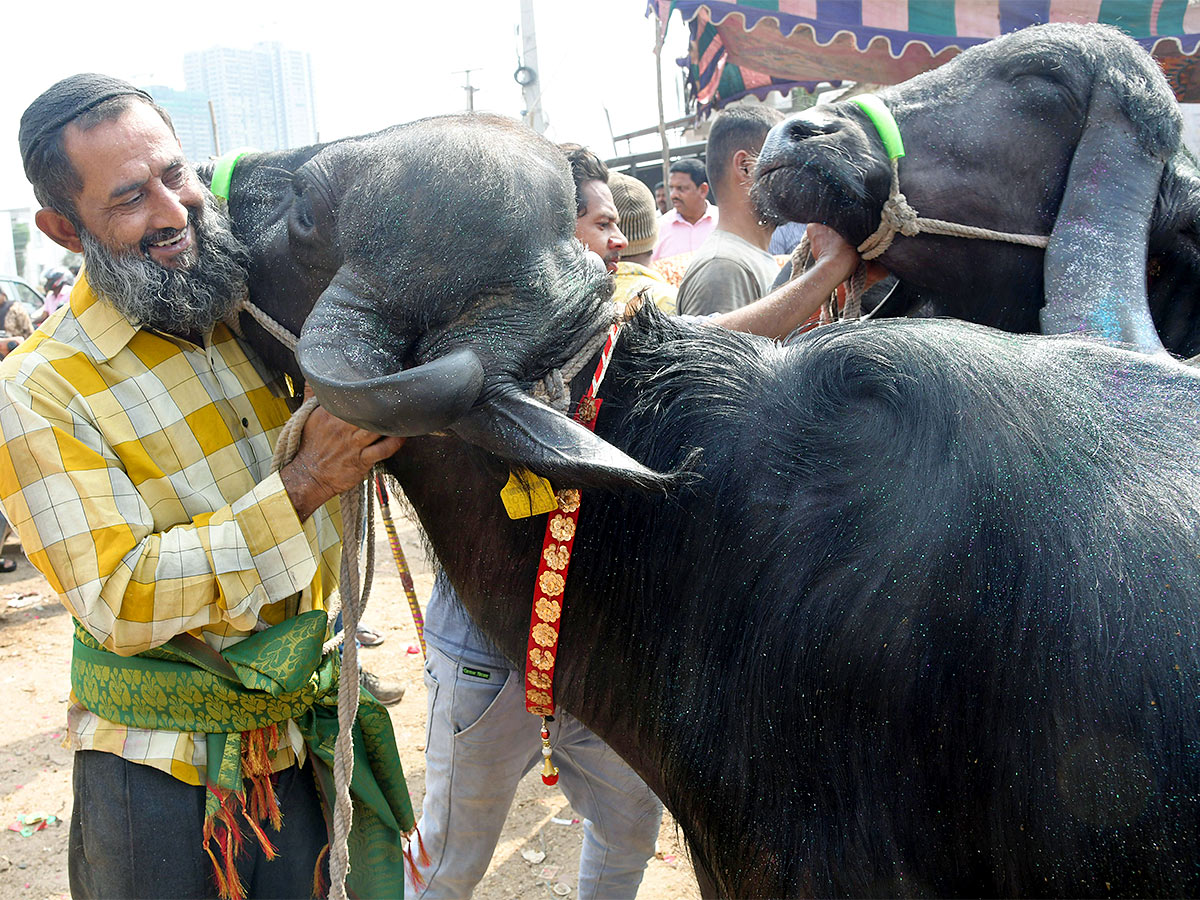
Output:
[183, 42, 318, 155]
[143, 85, 217, 162]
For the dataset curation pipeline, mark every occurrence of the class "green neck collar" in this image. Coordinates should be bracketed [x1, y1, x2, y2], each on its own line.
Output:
[209, 148, 255, 201]
[850, 95, 905, 161]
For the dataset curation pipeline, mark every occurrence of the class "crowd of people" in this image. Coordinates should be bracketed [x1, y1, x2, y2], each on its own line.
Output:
[0, 73, 856, 899]
[607, 105, 827, 329]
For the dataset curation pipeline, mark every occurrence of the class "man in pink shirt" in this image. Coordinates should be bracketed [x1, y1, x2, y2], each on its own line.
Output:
[652, 157, 718, 260]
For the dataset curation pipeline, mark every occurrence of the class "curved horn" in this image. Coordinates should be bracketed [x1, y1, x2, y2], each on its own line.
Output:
[297, 270, 484, 436]
[452, 384, 687, 493]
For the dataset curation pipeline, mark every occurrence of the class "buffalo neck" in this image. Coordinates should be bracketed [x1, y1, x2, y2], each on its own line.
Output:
[386, 310, 807, 896]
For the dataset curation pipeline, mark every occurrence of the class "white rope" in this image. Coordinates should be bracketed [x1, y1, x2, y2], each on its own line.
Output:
[230, 295, 300, 352]
[531, 315, 616, 412]
[269, 372, 377, 900]
[857, 157, 1050, 261]
[791, 156, 1051, 325]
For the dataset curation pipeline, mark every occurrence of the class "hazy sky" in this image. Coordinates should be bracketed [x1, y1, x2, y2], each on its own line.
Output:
[1, 0, 692, 209]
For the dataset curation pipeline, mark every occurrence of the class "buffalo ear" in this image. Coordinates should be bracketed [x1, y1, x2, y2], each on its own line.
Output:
[1042, 85, 1166, 354]
[450, 385, 685, 493]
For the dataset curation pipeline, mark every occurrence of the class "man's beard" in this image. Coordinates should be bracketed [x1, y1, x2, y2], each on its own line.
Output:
[79, 192, 250, 336]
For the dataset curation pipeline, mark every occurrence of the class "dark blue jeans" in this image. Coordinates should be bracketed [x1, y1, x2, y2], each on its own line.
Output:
[68, 750, 328, 899]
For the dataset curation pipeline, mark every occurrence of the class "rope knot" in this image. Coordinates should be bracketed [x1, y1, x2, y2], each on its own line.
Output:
[881, 192, 920, 236]
[531, 369, 570, 412]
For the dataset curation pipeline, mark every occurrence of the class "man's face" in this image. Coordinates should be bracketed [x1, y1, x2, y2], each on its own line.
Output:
[57, 102, 248, 335]
[654, 186, 668, 215]
[65, 102, 205, 270]
[576, 180, 627, 273]
[669, 172, 708, 222]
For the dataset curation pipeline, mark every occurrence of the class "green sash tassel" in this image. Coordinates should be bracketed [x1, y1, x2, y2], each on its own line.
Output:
[71, 611, 415, 898]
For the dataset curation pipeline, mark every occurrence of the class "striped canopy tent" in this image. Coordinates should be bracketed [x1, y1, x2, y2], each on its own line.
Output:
[648, 0, 1200, 114]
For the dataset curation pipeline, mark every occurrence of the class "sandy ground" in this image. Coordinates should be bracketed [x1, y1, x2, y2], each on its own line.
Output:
[0, 506, 700, 900]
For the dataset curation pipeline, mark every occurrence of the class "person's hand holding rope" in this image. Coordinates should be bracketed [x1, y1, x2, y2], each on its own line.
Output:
[279, 387, 407, 522]
[798, 224, 889, 325]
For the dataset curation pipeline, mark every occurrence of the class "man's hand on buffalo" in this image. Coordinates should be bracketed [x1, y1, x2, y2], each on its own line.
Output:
[280, 397, 407, 522]
[713, 224, 876, 339]
[806, 223, 860, 283]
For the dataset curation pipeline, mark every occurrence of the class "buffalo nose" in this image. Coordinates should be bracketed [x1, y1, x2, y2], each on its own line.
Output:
[784, 117, 825, 143]
[760, 114, 831, 167]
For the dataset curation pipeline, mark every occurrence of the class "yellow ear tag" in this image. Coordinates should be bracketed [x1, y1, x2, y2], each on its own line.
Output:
[501, 469, 559, 519]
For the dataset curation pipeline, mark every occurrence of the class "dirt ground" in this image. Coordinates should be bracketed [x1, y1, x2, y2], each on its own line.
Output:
[0, 506, 700, 900]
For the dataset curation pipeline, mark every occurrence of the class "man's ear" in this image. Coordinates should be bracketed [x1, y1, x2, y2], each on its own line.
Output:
[733, 149, 755, 182]
[35, 208, 84, 254]
[699, 182, 709, 200]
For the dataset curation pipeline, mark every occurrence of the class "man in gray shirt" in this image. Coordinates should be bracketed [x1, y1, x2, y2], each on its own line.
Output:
[678, 105, 784, 315]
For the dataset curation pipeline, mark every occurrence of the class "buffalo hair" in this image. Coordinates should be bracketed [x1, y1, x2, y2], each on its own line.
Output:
[544, 308, 1200, 896]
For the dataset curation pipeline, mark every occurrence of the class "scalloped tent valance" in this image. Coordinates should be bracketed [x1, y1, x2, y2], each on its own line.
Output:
[648, 0, 1200, 113]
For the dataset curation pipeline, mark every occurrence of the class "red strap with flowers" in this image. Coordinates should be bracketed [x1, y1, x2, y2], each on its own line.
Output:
[525, 321, 622, 784]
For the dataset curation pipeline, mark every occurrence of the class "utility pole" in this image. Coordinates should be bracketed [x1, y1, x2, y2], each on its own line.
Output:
[207, 100, 221, 156]
[517, 0, 547, 133]
[455, 68, 480, 112]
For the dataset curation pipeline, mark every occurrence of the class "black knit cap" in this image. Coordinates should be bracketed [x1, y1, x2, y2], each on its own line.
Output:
[18, 73, 152, 180]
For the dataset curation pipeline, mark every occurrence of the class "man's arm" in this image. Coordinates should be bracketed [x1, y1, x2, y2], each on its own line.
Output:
[280, 399, 405, 522]
[0, 377, 400, 656]
[711, 224, 864, 339]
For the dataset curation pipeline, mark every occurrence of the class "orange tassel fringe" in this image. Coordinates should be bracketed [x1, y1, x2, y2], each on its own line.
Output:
[403, 826, 429, 892]
[203, 726, 285, 900]
[415, 825, 430, 867]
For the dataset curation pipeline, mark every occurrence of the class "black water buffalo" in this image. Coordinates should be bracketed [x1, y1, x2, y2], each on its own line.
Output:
[754, 23, 1200, 357]
[213, 113, 1200, 897]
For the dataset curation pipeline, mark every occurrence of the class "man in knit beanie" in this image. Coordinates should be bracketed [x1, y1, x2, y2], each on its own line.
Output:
[7, 73, 409, 899]
[608, 171, 677, 314]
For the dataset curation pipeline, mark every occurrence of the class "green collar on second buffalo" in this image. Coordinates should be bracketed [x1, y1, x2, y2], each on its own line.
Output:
[209, 147, 256, 201]
[850, 95, 905, 161]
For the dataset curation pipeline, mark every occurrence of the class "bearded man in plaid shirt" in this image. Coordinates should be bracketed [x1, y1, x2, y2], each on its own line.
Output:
[2, 74, 413, 899]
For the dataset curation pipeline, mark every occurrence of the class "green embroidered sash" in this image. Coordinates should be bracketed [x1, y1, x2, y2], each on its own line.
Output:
[71, 610, 415, 899]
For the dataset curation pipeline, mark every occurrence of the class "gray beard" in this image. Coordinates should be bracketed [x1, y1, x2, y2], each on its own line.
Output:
[79, 192, 250, 337]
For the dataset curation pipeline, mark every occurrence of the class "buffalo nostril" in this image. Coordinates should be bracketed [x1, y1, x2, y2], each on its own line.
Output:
[786, 120, 819, 143]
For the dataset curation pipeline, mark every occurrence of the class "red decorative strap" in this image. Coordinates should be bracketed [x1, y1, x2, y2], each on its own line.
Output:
[524, 323, 620, 734]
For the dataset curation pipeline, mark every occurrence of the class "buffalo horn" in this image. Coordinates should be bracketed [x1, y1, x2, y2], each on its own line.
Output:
[451, 384, 685, 493]
[297, 272, 484, 436]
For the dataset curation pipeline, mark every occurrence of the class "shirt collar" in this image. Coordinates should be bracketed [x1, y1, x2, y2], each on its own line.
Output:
[667, 202, 715, 226]
[616, 260, 667, 282]
[70, 271, 220, 362]
[70, 273, 141, 361]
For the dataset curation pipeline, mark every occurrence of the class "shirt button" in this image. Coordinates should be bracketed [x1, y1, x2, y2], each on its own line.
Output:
[241, 417, 249, 428]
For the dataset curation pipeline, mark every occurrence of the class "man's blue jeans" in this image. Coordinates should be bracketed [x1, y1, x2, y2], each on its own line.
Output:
[408, 644, 663, 899]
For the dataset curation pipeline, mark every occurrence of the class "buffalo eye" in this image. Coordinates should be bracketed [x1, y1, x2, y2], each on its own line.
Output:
[289, 176, 317, 236]
[287, 170, 337, 260]
[293, 182, 315, 230]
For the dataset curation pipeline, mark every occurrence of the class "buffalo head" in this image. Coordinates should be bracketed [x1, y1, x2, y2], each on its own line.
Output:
[754, 23, 1185, 354]
[212, 114, 678, 491]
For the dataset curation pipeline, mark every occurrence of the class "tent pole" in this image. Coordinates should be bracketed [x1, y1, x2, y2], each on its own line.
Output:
[655, 12, 671, 195]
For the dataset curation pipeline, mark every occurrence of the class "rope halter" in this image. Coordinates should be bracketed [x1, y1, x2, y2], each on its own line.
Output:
[851, 94, 1050, 263]
[791, 94, 1052, 323]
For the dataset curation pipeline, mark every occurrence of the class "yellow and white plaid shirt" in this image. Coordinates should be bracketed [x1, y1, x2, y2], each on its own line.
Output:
[0, 275, 343, 785]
